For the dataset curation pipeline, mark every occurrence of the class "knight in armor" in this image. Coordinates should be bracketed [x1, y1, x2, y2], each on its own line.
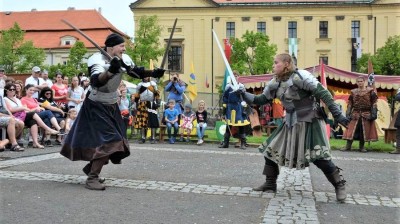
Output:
[60, 33, 165, 190]
[240, 53, 350, 202]
[341, 76, 378, 152]
[219, 72, 250, 150]
[134, 76, 160, 144]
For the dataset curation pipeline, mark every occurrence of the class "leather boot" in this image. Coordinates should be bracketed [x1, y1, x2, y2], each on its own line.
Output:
[82, 162, 105, 183]
[325, 167, 346, 202]
[389, 146, 400, 154]
[340, 140, 352, 151]
[359, 140, 367, 153]
[218, 135, 230, 148]
[240, 136, 247, 150]
[253, 164, 279, 192]
[85, 157, 107, 190]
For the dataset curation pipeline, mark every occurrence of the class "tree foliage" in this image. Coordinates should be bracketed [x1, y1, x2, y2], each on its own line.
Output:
[68, 41, 88, 72]
[0, 23, 45, 73]
[229, 31, 277, 75]
[126, 15, 164, 69]
[357, 35, 400, 75]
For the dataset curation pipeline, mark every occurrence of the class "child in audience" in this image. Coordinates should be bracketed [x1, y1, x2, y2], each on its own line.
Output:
[179, 103, 195, 142]
[195, 100, 208, 145]
[164, 99, 179, 144]
[65, 108, 77, 134]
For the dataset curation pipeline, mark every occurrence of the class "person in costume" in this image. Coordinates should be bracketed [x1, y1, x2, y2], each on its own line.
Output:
[60, 33, 165, 190]
[134, 76, 160, 144]
[240, 53, 350, 202]
[391, 88, 400, 154]
[341, 76, 378, 152]
[219, 72, 250, 150]
[179, 103, 195, 142]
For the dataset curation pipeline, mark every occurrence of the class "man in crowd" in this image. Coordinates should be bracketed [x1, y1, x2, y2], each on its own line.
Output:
[41, 69, 53, 88]
[25, 66, 48, 99]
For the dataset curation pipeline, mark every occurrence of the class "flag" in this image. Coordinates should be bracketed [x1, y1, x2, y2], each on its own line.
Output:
[320, 58, 327, 88]
[205, 75, 209, 88]
[187, 61, 198, 101]
[221, 68, 230, 91]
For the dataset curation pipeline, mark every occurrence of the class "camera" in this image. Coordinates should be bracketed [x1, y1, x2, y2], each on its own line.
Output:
[173, 77, 178, 81]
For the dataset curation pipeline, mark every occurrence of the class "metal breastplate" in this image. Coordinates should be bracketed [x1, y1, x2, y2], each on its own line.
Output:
[88, 75, 121, 104]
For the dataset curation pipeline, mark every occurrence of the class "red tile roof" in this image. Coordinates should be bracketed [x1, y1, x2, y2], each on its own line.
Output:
[0, 9, 128, 49]
[213, 0, 371, 4]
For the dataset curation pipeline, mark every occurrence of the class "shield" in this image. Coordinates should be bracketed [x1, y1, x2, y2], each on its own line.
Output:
[215, 121, 227, 141]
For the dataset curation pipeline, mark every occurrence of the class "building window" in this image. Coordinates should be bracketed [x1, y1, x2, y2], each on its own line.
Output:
[319, 21, 328, 38]
[351, 21, 360, 38]
[65, 41, 71, 45]
[288, 21, 297, 38]
[320, 56, 328, 65]
[168, 45, 182, 73]
[257, 22, 266, 34]
[226, 22, 235, 39]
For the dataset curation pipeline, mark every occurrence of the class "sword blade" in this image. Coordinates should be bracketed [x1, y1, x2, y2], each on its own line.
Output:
[160, 18, 178, 69]
[61, 19, 112, 60]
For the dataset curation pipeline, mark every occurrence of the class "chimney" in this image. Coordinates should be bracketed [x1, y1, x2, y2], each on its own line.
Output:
[31, 8, 37, 12]
[98, 7, 102, 14]
[67, 7, 75, 10]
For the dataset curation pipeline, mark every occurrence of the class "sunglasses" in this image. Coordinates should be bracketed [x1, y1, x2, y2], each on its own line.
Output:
[45, 92, 52, 95]
[7, 89, 16, 91]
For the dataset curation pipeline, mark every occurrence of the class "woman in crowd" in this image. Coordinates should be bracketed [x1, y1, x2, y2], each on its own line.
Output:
[14, 80, 24, 99]
[51, 72, 68, 113]
[4, 83, 59, 148]
[195, 100, 208, 145]
[80, 76, 91, 96]
[66, 76, 84, 112]
[21, 84, 62, 135]
[38, 87, 66, 145]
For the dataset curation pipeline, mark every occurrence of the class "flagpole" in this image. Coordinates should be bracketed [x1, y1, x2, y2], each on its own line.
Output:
[211, 18, 214, 116]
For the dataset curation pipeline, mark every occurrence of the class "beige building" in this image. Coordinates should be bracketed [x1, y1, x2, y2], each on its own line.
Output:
[131, 0, 399, 107]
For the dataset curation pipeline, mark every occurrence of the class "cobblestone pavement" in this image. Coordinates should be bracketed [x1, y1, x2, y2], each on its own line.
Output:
[0, 145, 399, 224]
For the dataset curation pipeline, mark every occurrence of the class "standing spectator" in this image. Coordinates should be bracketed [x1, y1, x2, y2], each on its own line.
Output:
[219, 72, 250, 150]
[0, 66, 6, 97]
[80, 76, 91, 96]
[52, 72, 68, 112]
[179, 103, 195, 142]
[195, 100, 208, 145]
[134, 77, 160, 144]
[77, 72, 86, 83]
[390, 88, 400, 154]
[25, 66, 47, 99]
[164, 99, 179, 144]
[66, 76, 84, 112]
[240, 53, 349, 202]
[63, 76, 70, 87]
[118, 88, 130, 132]
[14, 80, 24, 99]
[341, 76, 378, 152]
[41, 69, 53, 88]
[165, 73, 186, 115]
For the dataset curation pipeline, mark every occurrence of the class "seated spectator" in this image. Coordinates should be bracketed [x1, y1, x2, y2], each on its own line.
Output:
[65, 108, 77, 134]
[14, 80, 24, 99]
[0, 112, 24, 151]
[179, 103, 195, 142]
[196, 100, 208, 145]
[164, 99, 179, 144]
[38, 87, 66, 145]
[51, 72, 68, 113]
[4, 83, 59, 149]
[0, 94, 24, 147]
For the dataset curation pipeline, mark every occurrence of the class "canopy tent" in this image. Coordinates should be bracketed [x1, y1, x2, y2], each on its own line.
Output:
[122, 80, 137, 94]
[238, 65, 400, 95]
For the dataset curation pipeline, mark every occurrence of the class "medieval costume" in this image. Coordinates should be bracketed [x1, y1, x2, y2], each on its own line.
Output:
[134, 77, 160, 144]
[341, 84, 378, 152]
[242, 65, 349, 202]
[60, 33, 164, 190]
[390, 88, 400, 154]
[219, 81, 250, 150]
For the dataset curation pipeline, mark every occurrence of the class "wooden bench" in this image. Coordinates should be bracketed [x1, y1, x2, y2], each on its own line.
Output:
[159, 124, 208, 143]
[382, 128, 397, 144]
[262, 125, 278, 136]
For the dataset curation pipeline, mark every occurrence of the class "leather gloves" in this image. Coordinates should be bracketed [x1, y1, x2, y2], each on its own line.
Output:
[152, 68, 166, 78]
[328, 103, 350, 127]
[370, 107, 377, 121]
[108, 56, 121, 74]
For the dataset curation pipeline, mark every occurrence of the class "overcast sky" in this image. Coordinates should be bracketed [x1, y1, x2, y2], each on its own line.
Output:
[0, 0, 137, 38]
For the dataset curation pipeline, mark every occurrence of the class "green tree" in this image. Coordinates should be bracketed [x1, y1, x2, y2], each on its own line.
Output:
[0, 23, 45, 73]
[126, 15, 164, 69]
[229, 31, 277, 75]
[68, 41, 88, 72]
[357, 35, 400, 75]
